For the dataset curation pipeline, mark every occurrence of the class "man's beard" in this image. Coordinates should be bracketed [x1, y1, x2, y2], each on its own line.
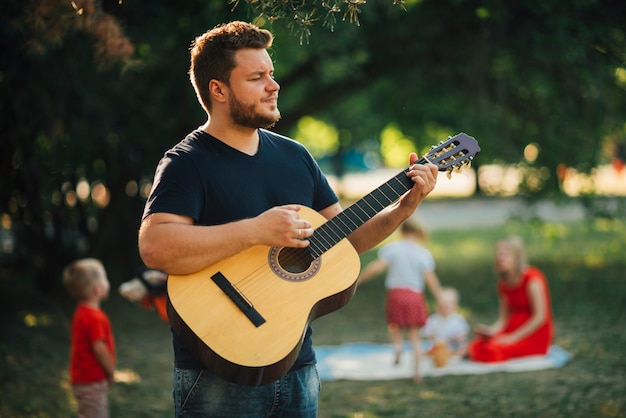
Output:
[230, 91, 281, 129]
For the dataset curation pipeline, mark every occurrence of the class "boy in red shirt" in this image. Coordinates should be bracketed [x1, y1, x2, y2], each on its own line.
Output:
[63, 258, 116, 418]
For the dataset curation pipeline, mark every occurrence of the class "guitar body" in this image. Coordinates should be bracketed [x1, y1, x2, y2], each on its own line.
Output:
[167, 206, 361, 386]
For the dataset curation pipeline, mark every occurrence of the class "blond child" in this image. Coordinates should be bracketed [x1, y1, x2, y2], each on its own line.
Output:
[422, 286, 469, 366]
[63, 258, 116, 418]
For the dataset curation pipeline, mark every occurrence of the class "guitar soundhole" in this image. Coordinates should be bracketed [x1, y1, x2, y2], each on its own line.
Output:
[268, 247, 321, 282]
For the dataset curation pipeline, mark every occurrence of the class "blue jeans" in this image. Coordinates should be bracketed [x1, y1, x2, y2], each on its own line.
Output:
[173, 365, 320, 417]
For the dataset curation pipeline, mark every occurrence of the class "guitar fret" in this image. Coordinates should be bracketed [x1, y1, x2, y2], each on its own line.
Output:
[308, 215, 352, 258]
[341, 210, 361, 229]
[308, 235, 325, 258]
[349, 200, 377, 221]
[330, 215, 354, 237]
[345, 206, 366, 226]
[323, 219, 348, 241]
[355, 201, 378, 218]
[309, 225, 338, 257]
[367, 189, 393, 209]
[391, 176, 412, 195]
[378, 187, 396, 204]
[314, 226, 335, 249]
[362, 196, 387, 212]
[378, 183, 402, 203]
[322, 216, 355, 251]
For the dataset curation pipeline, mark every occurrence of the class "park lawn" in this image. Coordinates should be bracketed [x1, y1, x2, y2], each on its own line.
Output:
[1, 218, 624, 417]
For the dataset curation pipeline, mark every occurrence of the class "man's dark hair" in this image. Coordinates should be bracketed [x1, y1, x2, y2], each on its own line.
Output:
[189, 21, 274, 113]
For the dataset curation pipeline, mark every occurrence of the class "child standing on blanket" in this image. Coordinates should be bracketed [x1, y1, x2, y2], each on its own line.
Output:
[422, 286, 469, 367]
[358, 220, 442, 382]
[63, 258, 116, 418]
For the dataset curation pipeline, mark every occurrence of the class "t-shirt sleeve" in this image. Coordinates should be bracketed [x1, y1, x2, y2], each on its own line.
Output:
[306, 150, 339, 211]
[424, 249, 436, 272]
[142, 153, 203, 223]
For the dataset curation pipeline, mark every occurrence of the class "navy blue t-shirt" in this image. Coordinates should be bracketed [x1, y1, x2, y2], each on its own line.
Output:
[143, 128, 339, 371]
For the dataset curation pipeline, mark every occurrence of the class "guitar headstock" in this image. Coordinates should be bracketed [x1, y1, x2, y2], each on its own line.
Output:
[423, 133, 480, 178]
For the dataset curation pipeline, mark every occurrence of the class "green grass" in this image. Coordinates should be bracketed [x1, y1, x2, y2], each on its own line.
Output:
[1, 218, 625, 417]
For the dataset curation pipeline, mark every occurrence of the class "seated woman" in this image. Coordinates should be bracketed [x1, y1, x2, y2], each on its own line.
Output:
[468, 236, 553, 362]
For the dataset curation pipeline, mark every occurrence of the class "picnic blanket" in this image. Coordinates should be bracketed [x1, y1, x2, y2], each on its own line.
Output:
[315, 341, 571, 381]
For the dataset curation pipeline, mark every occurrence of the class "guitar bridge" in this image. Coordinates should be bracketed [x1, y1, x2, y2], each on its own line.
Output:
[211, 272, 266, 327]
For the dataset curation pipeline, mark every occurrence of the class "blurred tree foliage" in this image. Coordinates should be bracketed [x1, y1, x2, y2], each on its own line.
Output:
[1, 0, 624, 291]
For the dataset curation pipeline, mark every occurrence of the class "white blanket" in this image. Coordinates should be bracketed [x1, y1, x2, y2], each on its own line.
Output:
[315, 342, 571, 381]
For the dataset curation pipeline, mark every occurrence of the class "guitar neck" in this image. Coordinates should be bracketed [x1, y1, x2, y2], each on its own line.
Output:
[307, 157, 429, 259]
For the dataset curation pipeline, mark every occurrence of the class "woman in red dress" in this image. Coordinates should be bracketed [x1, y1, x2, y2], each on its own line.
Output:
[468, 236, 553, 362]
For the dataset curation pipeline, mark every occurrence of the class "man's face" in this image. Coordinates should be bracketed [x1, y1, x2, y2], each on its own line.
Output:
[227, 48, 281, 129]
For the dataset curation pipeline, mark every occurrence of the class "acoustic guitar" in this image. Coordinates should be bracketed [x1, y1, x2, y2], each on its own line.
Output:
[167, 132, 480, 385]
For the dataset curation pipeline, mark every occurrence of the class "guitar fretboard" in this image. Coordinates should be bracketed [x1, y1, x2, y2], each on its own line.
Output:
[307, 158, 428, 260]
